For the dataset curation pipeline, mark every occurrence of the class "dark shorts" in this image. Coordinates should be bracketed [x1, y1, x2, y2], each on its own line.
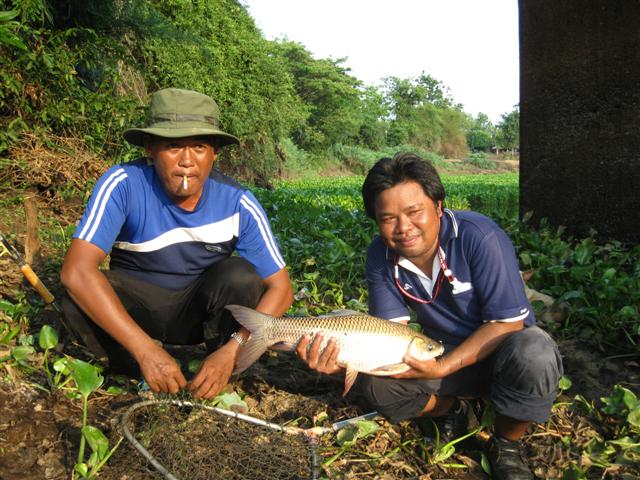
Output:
[352, 326, 563, 424]
[61, 257, 264, 375]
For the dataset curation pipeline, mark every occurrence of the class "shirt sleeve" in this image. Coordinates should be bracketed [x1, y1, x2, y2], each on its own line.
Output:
[366, 237, 410, 321]
[469, 227, 532, 322]
[72, 166, 129, 254]
[235, 190, 286, 278]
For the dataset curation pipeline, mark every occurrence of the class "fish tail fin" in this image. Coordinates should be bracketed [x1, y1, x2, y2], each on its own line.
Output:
[225, 304, 272, 374]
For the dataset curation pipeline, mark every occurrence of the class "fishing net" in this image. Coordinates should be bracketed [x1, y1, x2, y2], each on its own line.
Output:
[120, 399, 318, 480]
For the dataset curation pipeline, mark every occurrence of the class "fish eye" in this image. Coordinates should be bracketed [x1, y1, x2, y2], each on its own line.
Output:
[428, 344, 433, 350]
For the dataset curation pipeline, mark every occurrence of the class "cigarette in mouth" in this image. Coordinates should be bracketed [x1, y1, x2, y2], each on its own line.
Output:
[182, 175, 188, 190]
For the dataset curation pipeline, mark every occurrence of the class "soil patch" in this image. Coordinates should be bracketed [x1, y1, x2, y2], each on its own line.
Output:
[0, 335, 638, 479]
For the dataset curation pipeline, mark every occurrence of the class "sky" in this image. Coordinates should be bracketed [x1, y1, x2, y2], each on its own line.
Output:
[242, 0, 519, 124]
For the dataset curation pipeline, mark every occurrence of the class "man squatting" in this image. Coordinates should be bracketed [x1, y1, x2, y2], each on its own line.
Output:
[298, 153, 563, 480]
[60, 88, 293, 399]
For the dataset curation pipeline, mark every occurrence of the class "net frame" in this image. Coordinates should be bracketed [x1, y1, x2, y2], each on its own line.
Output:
[122, 400, 378, 480]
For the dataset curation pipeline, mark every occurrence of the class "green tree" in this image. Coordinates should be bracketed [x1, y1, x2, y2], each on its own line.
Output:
[356, 85, 389, 150]
[141, 0, 305, 143]
[466, 112, 495, 152]
[381, 74, 466, 156]
[1, 0, 308, 178]
[439, 108, 469, 158]
[415, 72, 456, 109]
[495, 105, 519, 157]
[272, 39, 364, 151]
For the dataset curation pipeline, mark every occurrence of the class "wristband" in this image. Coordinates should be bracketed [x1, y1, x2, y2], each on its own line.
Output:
[230, 332, 247, 346]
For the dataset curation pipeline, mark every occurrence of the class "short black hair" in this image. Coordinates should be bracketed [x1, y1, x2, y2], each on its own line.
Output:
[361, 152, 446, 219]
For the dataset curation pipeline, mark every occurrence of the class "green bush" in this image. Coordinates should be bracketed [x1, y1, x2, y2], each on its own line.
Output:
[504, 216, 640, 350]
[275, 139, 340, 179]
[464, 152, 497, 169]
[445, 194, 470, 211]
[331, 143, 447, 175]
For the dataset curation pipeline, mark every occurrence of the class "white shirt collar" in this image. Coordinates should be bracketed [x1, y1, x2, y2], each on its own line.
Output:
[396, 248, 447, 295]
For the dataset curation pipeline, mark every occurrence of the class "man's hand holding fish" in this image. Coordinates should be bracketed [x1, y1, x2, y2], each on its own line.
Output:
[296, 333, 342, 375]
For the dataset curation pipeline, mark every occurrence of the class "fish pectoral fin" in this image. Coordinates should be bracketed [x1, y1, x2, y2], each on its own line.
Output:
[269, 341, 297, 352]
[342, 367, 359, 397]
[369, 363, 410, 376]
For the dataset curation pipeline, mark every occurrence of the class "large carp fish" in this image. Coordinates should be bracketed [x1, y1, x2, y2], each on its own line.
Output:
[226, 305, 445, 396]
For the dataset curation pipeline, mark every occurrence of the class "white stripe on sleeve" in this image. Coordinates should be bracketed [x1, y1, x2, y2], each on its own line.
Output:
[387, 316, 411, 323]
[84, 172, 128, 243]
[78, 168, 126, 240]
[240, 195, 285, 269]
[485, 309, 530, 323]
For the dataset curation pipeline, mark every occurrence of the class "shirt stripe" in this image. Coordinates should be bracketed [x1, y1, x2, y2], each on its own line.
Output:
[388, 316, 411, 323]
[485, 310, 530, 323]
[78, 168, 126, 240]
[240, 195, 284, 266]
[85, 172, 128, 242]
[445, 208, 459, 237]
[240, 195, 285, 269]
[113, 214, 240, 252]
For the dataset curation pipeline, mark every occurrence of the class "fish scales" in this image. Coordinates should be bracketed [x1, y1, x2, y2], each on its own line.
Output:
[226, 305, 444, 396]
[264, 314, 426, 372]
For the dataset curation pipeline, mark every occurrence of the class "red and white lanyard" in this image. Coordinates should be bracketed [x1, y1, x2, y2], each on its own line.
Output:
[393, 246, 450, 304]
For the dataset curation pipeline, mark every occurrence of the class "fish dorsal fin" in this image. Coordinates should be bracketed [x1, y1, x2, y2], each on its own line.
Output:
[343, 367, 359, 397]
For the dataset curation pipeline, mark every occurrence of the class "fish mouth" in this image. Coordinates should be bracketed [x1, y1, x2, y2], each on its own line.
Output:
[431, 344, 445, 357]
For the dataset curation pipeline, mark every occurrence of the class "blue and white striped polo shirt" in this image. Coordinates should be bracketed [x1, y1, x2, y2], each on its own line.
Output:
[73, 158, 285, 290]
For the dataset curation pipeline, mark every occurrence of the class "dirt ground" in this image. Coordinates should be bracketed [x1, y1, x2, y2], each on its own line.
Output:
[0, 330, 639, 479]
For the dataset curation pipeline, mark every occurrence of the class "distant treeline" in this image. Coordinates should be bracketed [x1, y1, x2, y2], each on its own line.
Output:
[0, 0, 519, 180]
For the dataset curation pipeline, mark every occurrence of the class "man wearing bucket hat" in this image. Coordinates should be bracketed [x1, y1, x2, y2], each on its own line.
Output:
[60, 88, 293, 399]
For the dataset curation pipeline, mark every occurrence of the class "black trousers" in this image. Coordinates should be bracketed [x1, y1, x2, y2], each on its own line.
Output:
[352, 326, 563, 424]
[61, 257, 264, 375]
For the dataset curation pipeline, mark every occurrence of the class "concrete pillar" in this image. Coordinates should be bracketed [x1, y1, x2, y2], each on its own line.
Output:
[519, 0, 640, 242]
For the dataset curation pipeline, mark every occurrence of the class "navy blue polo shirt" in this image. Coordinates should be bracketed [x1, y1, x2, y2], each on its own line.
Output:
[366, 209, 535, 346]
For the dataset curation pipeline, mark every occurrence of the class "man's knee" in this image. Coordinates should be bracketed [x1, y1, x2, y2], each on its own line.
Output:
[491, 326, 563, 422]
[353, 375, 429, 424]
[222, 257, 263, 293]
[495, 326, 563, 392]
[194, 257, 264, 310]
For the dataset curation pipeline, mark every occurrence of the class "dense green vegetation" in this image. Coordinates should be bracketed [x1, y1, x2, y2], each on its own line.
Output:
[1, 0, 516, 180]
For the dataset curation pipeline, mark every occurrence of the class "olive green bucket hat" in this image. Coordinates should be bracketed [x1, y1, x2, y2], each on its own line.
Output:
[123, 88, 240, 147]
